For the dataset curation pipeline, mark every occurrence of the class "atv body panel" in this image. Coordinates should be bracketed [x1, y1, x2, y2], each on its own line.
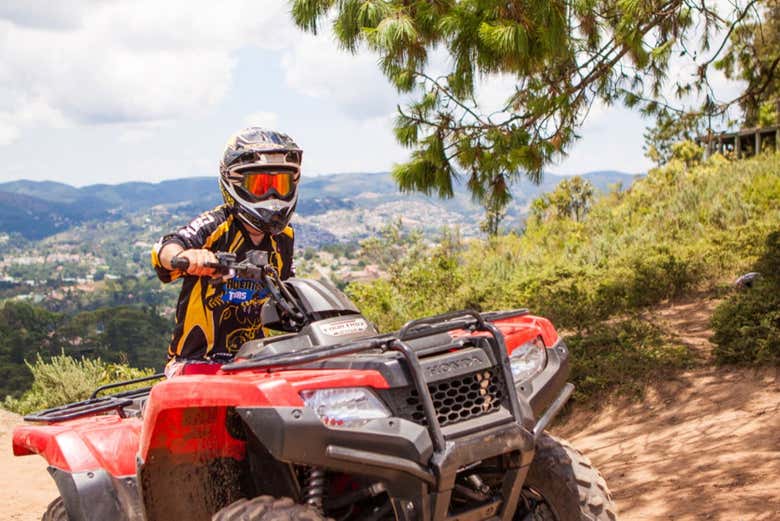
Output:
[13, 310, 570, 521]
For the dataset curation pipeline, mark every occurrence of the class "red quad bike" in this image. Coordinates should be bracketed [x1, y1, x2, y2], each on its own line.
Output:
[13, 251, 617, 521]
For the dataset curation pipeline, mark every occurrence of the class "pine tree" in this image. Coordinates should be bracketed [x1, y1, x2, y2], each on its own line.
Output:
[290, 0, 758, 218]
[716, 0, 780, 127]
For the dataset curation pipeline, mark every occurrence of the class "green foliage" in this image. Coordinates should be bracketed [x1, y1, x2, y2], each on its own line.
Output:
[716, 0, 780, 127]
[0, 302, 63, 399]
[349, 153, 780, 398]
[566, 319, 692, 400]
[358, 220, 426, 271]
[530, 176, 595, 224]
[56, 306, 171, 370]
[348, 225, 464, 332]
[290, 0, 754, 219]
[757, 101, 778, 127]
[711, 231, 780, 365]
[0, 301, 170, 399]
[669, 140, 704, 168]
[480, 198, 507, 237]
[643, 109, 709, 167]
[2, 353, 154, 415]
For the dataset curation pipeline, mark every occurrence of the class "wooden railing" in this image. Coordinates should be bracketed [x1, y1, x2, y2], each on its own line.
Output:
[696, 125, 780, 158]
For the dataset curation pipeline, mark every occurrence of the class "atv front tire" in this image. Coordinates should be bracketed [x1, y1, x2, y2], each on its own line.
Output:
[42, 497, 67, 521]
[212, 496, 333, 521]
[521, 434, 617, 520]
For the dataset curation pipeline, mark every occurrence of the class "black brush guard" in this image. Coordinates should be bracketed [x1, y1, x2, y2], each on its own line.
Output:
[224, 309, 541, 521]
[223, 309, 527, 455]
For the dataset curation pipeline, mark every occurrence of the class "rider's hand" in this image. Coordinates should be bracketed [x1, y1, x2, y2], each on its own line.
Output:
[175, 249, 220, 277]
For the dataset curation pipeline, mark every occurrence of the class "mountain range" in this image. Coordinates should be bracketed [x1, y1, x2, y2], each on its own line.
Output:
[0, 171, 640, 245]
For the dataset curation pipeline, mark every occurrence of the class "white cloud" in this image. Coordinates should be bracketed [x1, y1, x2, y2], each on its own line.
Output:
[0, 1, 101, 30]
[0, 0, 407, 148]
[0, 116, 20, 146]
[0, 0, 300, 145]
[243, 111, 280, 129]
[281, 29, 398, 119]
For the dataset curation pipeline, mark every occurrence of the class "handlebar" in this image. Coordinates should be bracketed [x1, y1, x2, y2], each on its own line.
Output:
[170, 255, 190, 271]
[169, 250, 307, 327]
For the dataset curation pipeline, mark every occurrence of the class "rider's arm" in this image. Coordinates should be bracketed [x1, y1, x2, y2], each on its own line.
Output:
[158, 242, 184, 270]
[151, 207, 229, 282]
[158, 243, 219, 277]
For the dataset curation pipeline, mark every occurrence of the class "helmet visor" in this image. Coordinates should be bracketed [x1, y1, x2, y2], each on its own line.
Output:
[237, 169, 298, 201]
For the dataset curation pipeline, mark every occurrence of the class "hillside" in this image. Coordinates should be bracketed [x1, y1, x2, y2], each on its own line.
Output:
[338, 152, 780, 518]
[0, 170, 639, 243]
[349, 153, 780, 336]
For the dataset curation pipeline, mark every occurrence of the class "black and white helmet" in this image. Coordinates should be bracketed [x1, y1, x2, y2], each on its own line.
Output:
[219, 127, 302, 235]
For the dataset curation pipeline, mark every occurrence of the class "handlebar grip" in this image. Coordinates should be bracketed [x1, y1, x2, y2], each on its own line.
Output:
[170, 256, 190, 271]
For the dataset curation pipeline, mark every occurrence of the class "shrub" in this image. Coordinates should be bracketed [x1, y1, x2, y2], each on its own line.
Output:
[350, 153, 780, 335]
[347, 154, 778, 401]
[566, 319, 693, 401]
[3, 353, 154, 415]
[711, 231, 780, 365]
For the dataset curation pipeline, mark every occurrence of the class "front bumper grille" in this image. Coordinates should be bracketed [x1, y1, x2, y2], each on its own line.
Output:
[383, 368, 508, 427]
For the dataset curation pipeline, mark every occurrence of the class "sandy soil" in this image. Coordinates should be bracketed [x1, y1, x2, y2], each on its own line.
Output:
[2, 296, 778, 520]
[555, 366, 780, 520]
[1, 409, 58, 521]
[555, 297, 780, 520]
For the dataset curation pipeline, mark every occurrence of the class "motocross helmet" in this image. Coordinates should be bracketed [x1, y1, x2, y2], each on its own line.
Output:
[219, 127, 302, 235]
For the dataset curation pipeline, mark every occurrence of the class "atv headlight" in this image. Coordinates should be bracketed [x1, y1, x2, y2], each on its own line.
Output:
[300, 387, 391, 428]
[510, 337, 547, 383]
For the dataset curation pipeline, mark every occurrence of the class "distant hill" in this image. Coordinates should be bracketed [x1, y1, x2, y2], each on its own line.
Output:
[0, 190, 110, 240]
[0, 170, 641, 243]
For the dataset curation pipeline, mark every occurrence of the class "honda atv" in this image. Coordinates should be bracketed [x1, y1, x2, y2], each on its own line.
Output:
[13, 251, 616, 521]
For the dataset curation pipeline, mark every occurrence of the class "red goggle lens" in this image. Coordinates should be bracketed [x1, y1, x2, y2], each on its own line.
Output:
[240, 171, 295, 199]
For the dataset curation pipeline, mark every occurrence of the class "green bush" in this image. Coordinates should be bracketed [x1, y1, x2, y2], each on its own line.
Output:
[566, 319, 693, 401]
[351, 153, 780, 334]
[711, 231, 780, 365]
[347, 153, 779, 400]
[3, 353, 154, 415]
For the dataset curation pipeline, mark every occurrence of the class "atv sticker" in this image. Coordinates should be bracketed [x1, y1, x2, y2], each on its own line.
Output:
[221, 278, 269, 304]
[320, 317, 369, 337]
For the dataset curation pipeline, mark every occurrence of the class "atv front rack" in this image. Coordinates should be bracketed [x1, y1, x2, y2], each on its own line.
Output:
[223, 309, 528, 454]
[23, 373, 165, 423]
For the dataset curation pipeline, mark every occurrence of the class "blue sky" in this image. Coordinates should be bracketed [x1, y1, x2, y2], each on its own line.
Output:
[0, 1, 741, 187]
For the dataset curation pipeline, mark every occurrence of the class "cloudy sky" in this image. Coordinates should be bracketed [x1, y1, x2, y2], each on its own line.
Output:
[0, 1, 741, 186]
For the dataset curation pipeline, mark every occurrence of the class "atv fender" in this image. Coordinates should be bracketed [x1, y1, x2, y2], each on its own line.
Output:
[13, 416, 144, 521]
[136, 370, 389, 521]
[13, 415, 142, 475]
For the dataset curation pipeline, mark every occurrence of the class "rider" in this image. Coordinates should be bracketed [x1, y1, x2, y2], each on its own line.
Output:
[151, 127, 301, 375]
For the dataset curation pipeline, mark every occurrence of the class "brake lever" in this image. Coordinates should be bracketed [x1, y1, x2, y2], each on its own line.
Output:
[204, 255, 237, 286]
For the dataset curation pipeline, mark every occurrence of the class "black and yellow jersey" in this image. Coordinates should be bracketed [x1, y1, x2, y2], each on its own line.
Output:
[151, 205, 294, 360]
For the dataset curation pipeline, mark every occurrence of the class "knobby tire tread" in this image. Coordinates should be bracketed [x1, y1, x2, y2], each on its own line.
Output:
[212, 496, 333, 521]
[41, 497, 67, 521]
[526, 433, 618, 521]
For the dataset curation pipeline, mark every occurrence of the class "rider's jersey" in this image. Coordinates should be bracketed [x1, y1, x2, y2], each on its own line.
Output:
[151, 205, 294, 360]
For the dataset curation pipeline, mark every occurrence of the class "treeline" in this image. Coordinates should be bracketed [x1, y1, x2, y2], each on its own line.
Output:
[0, 302, 171, 399]
[348, 151, 780, 399]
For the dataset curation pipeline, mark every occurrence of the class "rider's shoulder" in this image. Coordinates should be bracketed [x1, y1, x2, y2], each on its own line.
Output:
[279, 225, 294, 239]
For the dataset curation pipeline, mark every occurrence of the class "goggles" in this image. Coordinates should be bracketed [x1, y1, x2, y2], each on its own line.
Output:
[233, 168, 299, 201]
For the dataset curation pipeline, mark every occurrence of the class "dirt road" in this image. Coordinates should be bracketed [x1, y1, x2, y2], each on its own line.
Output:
[555, 297, 780, 520]
[555, 365, 780, 520]
[2, 298, 778, 520]
[1, 409, 58, 521]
